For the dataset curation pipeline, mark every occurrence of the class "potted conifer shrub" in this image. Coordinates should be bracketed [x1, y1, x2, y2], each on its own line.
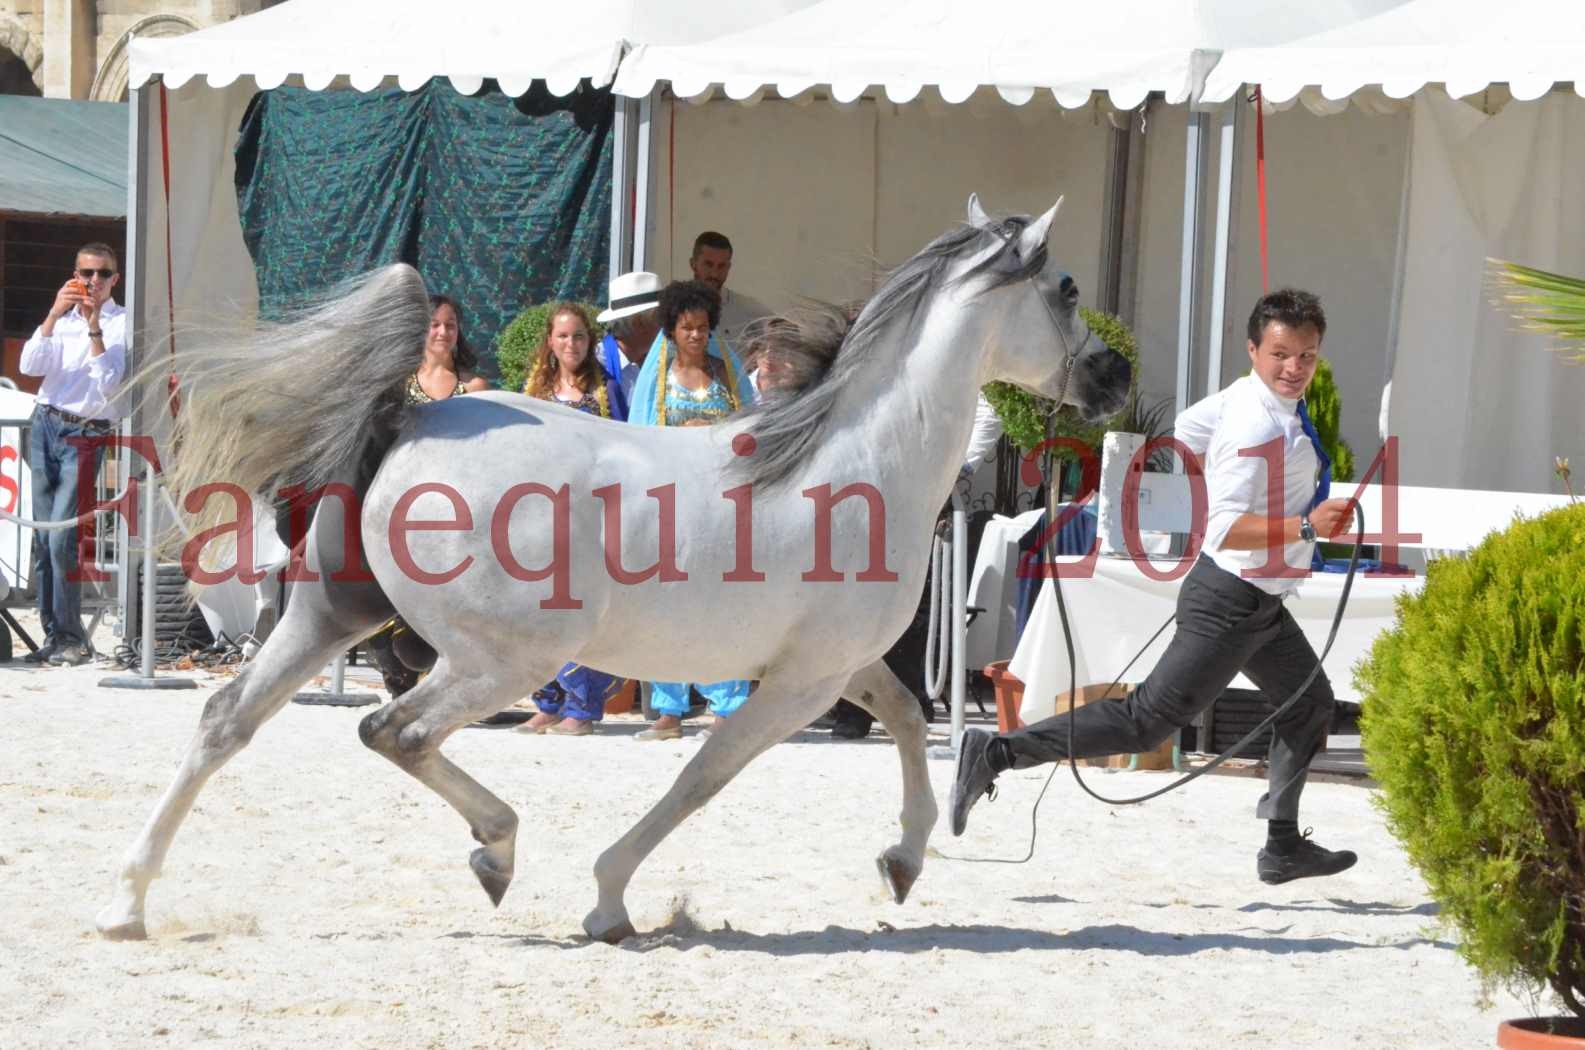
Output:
[1355, 503, 1585, 1047]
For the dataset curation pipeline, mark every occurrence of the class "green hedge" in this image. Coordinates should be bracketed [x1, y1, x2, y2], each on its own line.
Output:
[496, 302, 606, 394]
[1356, 503, 1585, 1015]
[1306, 357, 1354, 483]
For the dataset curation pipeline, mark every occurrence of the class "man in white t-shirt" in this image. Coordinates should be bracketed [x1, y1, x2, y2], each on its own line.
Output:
[951, 289, 1360, 886]
[688, 231, 771, 357]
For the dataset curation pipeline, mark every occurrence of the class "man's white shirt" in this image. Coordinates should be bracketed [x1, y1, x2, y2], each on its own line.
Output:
[20, 301, 128, 421]
[1183, 374, 1320, 596]
[717, 288, 771, 356]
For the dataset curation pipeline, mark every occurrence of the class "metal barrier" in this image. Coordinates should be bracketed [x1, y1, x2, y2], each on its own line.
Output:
[0, 411, 125, 645]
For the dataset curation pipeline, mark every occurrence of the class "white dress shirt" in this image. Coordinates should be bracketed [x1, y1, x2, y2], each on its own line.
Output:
[20, 300, 128, 421]
[964, 392, 1004, 471]
[717, 287, 772, 357]
[1200, 374, 1320, 596]
[1173, 386, 1227, 461]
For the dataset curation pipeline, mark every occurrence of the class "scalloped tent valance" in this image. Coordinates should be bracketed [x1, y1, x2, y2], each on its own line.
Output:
[611, 0, 1585, 115]
[127, 0, 821, 98]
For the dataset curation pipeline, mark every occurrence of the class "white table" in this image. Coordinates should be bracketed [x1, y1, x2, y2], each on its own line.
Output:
[1008, 554, 1423, 723]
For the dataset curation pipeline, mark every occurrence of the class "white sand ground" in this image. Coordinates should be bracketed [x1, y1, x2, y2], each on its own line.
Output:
[0, 619, 1546, 1049]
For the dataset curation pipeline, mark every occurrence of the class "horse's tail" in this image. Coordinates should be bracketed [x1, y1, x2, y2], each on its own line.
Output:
[163, 263, 430, 540]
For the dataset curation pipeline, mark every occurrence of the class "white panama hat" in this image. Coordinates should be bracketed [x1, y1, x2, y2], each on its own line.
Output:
[596, 271, 662, 324]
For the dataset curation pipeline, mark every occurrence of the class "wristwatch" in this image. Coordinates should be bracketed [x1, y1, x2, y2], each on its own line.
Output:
[1298, 515, 1317, 543]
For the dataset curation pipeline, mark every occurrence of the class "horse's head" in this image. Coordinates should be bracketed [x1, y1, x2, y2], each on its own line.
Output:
[964, 195, 1132, 423]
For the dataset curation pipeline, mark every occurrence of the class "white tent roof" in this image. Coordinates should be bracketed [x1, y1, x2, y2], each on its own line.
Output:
[1205, 0, 1585, 106]
[614, 0, 1585, 110]
[611, 0, 1407, 108]
[128, 0, 818, 96]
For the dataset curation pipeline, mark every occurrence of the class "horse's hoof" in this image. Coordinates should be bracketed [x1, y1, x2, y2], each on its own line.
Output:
[469, 847, 513, 908]
[583, 909, 637, 944]
[876, 848, 921, 905]
[95, 912, 148, 941]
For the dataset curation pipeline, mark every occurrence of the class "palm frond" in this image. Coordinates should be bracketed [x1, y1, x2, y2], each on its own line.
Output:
[1486, 258, 1585, 362]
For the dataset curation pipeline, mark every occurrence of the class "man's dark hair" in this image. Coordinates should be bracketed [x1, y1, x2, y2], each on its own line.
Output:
[1247, 288, 1325, 345]
[658, 279, 722, 336]
[77, 242, 118, 270]
[691, 231, 733, 257]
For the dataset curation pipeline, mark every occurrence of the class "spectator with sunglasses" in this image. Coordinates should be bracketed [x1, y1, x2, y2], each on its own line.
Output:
[18, 243, 127, 666]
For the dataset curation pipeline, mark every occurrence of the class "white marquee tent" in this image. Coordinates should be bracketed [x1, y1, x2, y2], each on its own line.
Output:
[115, 0, 1585, 627]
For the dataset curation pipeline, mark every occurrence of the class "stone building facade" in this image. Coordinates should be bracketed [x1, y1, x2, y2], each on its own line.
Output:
[0, 1, 283, 100]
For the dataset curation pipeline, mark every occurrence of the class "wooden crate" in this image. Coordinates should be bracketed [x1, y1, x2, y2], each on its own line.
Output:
[983, 661, 1174, 769]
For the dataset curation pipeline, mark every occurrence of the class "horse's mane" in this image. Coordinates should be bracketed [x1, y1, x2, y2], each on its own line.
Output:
[738, 215, 1048, 487]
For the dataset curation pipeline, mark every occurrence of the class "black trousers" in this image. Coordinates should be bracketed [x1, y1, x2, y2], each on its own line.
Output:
[1000, 555, 1334, 823]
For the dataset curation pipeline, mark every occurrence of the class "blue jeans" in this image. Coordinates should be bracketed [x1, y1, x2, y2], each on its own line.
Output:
[27, 408, 105, 648]
[650, 679, 750, 718]
[532, 663, 623, 722]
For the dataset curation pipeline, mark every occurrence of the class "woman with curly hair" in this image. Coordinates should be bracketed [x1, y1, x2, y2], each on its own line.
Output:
[626, 280, 757, 741]
[522, 302, 623, 420]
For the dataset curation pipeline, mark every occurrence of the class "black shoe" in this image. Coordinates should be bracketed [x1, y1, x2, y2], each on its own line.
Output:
[47, 643, 90, 667]
[22, 641, 58, 665]
[830, 720, 871, 740]
[1257, 830, 1358, 885]
[949, 729, 1001, 837]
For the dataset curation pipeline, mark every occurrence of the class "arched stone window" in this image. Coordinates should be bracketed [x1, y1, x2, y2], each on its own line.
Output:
[0, 14, 44, 96]
[90, 13, 199, 103]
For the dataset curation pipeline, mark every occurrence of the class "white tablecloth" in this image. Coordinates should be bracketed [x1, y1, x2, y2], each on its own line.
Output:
[1008, 555, 1422, 723]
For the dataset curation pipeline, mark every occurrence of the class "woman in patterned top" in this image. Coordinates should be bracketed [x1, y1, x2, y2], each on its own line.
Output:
[408, 294, 489, 403]
[367, 294, 487, 697]
[629, 280, 756, 741]
[522, 302, 624, 421]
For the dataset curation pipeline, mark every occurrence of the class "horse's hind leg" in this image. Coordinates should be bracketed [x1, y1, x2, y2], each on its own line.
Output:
[95, 599, 378, 940]
[841, 660, 939, 905]
[358, 659, 558, 909]
[584, 671, 847, 944]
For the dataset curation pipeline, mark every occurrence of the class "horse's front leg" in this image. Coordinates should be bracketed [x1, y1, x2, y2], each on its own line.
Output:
[97, 605, 374, 940]
[583, 671, 847, 943]
[841, 660, 938, 904]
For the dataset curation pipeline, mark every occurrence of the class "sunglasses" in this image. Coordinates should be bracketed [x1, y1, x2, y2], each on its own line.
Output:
[77, 268, 116, 280]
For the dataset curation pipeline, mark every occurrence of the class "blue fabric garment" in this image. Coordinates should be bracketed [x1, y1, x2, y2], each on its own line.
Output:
[1295, 398, 1332, 509]
[531, 662, 624, 722]
[27, 406, 104, 647]
[650, 679, 751, 718]
[599, 333, 630, 421]
[627, 330, 753, 427]
[1296, 398, 1333, 569]
[1012, 504, 1099, 651]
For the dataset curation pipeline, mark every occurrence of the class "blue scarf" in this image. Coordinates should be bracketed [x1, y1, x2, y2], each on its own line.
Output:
[626, 330, 754, 427]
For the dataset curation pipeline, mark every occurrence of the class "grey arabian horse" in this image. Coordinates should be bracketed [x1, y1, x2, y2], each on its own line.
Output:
[96, 195, 1131, 943]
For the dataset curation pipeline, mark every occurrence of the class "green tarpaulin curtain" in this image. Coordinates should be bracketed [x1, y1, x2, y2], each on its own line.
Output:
[235, 80, 613, 378]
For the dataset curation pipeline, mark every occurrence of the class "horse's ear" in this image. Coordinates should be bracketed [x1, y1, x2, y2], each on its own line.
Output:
[1015, 196, 1063, 258]
[966, 193, 991, 227]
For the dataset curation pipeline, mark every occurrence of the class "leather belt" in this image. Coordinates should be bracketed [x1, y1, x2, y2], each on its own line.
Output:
[39, 403, 113, 430]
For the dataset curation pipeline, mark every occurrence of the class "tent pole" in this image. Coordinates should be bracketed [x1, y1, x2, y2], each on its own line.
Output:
[1206, 96, 1244, 397]
[116, 83, 155, 646]
[632, 89, 657, 272]
[609, 96, 638, 279]
[1175, 110, 1210, 417]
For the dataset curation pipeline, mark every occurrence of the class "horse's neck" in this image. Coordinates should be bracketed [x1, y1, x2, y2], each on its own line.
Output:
[823, 298, 989, 504]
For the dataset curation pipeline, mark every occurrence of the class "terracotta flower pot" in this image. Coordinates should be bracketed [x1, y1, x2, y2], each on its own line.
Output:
[983, 660, 1026, 732]
[1498, 1018, 1585, 1048]
[604, 679, 637, 716]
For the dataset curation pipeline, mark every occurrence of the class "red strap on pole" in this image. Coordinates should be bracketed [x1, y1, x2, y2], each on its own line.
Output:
[1255, 85, 1270, 293]
[158, 82, 181, 418]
